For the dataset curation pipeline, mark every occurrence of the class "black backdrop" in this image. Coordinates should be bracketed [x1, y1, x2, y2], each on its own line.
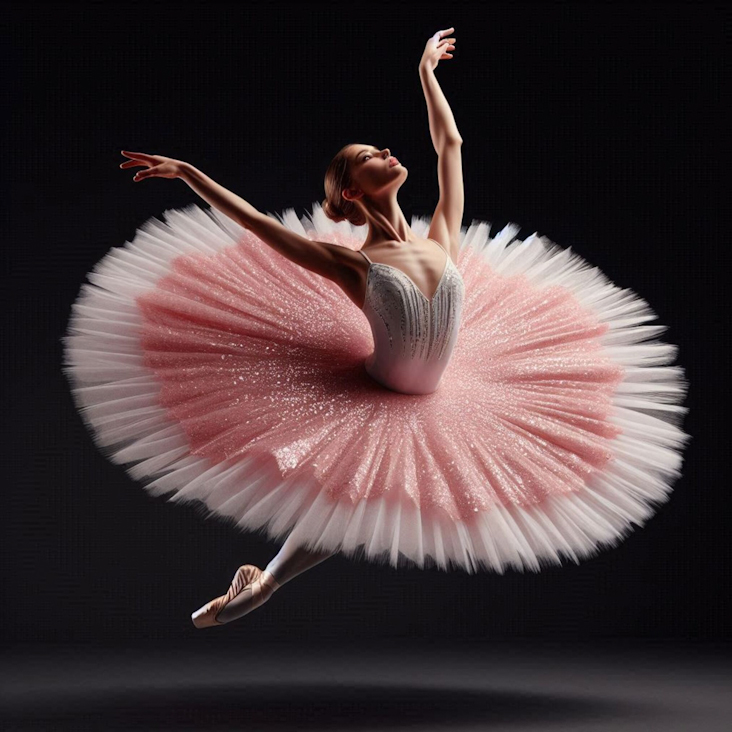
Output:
[4, 1, 726, 651]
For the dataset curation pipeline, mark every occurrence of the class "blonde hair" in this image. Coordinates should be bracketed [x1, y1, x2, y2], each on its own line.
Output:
[322, 144, 367, 227]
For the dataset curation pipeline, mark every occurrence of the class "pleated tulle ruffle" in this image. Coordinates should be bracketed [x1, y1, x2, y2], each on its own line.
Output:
[61, 203, 690, 573]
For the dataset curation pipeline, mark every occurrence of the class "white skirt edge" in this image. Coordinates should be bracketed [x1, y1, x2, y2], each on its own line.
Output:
[60, 202, 692, 574]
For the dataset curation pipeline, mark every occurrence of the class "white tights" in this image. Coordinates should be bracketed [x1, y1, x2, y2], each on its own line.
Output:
[264, 532, 336, 586]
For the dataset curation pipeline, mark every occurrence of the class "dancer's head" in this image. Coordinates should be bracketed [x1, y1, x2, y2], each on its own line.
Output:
[322, 143, 407, 226]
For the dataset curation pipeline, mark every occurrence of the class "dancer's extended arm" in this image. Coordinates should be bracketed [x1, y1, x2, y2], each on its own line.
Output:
[119, 150, 346, 283]
[419, 29, 465, 262]
[181, 163, 345, 280]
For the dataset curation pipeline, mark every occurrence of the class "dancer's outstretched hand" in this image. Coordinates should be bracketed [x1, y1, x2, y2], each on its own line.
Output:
[119, 151, 186, 182]
[419, 27, 457, 73]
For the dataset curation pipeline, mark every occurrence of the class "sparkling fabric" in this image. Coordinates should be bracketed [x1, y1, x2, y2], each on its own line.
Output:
[131, 224, 625, 523]
[360, 239, 465, 394]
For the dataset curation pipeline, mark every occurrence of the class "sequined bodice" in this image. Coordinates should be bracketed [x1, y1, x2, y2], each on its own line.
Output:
[359, 238, 465, 395]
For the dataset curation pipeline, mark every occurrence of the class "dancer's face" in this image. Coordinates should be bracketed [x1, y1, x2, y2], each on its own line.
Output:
[343, 143, 407, 202]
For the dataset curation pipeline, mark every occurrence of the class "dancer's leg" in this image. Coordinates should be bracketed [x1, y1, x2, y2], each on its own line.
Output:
[214, 534, 335, 623]
[265, 532, 336, 586]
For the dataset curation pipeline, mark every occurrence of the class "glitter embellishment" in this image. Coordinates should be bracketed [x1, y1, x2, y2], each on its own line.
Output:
[361, 247, 466, 394]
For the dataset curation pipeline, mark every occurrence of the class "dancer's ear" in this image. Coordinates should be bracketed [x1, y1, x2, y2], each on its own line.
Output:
[342, 187, 363, 203]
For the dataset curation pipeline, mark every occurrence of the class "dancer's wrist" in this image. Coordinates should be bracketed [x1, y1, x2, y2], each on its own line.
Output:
[177, 161, 197, 181]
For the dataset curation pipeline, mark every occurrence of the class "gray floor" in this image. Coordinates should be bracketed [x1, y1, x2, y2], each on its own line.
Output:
[2, 640, 729, 730]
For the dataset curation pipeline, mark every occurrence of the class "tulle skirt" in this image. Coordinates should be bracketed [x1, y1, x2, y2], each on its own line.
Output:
[61, 203, 690, 573]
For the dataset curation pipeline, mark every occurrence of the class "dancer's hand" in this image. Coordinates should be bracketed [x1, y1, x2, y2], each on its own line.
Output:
[119, 150, 187, 182]
[419, 28, 457, 73]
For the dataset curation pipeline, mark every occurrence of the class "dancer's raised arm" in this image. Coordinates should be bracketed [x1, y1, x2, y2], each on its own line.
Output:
[120, 151, 345, 282]
[419, 29, 464, 262]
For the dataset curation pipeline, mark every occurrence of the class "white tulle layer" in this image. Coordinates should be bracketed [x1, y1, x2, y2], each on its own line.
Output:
[61, 204, 690, 573]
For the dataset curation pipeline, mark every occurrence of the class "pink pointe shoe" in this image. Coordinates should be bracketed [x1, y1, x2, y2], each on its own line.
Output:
[191, 564, 281, 628]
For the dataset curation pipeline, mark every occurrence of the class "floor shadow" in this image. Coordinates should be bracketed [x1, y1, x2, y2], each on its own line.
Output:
[3, 681, 655, 731]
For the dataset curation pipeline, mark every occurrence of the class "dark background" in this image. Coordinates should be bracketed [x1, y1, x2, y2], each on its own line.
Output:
[3, 1, 726, 657]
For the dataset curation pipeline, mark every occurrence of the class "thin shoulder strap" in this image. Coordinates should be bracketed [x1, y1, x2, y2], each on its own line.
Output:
[358, 247, 372, 264]
[428, 237, 447, 253]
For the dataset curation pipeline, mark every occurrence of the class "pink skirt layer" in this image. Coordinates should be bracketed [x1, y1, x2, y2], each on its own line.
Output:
[61, 203, 690, 573]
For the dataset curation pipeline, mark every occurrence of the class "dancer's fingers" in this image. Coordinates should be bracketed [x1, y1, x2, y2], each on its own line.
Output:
[121, 150, 153, 161]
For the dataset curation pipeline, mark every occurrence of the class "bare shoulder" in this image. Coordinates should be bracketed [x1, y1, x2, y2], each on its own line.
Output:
[244, 212, 353, 282]
[427, 225, 460, 265]
[327, 245, 368, 308]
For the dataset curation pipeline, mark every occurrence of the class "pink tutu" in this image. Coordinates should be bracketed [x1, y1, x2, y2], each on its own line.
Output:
[61, 203, 690, 573]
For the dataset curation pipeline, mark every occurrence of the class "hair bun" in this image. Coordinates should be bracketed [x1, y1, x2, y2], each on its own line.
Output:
[323, 144, 367, 227]
[323, 198, 345, 223]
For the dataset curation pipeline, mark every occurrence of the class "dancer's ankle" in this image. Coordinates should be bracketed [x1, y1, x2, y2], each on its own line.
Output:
[260, 568, 283, 591]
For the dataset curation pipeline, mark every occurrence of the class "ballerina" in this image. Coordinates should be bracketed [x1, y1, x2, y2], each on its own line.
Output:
[63, 27, 689, 629]
[120, 28, 462, 627]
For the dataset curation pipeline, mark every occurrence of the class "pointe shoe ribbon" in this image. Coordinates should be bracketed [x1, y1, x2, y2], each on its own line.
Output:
[191, 565, 281, 629]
